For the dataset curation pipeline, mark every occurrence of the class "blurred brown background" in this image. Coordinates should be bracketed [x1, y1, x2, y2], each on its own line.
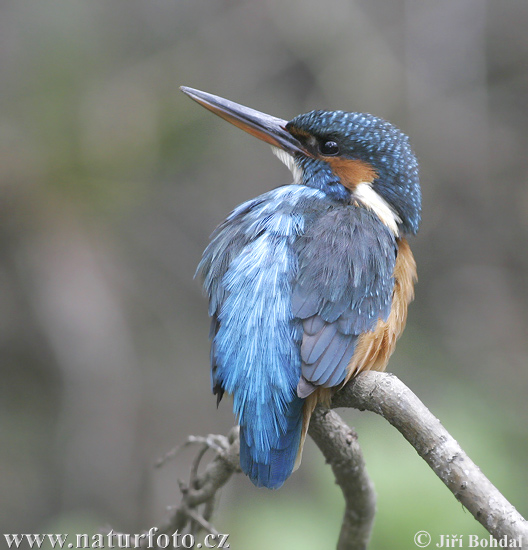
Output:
[1, 1, 527, 548]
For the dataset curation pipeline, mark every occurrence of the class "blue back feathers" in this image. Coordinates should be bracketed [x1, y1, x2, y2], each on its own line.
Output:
[198, 185, 329, 488]
[198, 184, 397, 488]
[293, 207, 396, 391]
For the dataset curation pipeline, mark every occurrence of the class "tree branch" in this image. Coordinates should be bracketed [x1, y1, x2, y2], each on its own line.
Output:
[308, 406, 376, 550]
[332, 371, 528, 543]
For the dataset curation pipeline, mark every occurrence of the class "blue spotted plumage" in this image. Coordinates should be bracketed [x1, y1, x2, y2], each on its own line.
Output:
[183, 87, 421, 489]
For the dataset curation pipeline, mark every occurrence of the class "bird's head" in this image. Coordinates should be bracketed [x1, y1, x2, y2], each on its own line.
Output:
[181, 87, 421, 236]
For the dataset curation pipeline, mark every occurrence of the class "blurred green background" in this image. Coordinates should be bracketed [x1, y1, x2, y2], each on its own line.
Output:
[1, 0, 527, 548]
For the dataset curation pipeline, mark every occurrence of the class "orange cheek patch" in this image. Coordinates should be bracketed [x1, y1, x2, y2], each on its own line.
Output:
[327, 157, 378, 190]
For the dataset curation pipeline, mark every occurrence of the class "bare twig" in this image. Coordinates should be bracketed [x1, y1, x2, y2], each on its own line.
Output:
[115, 427, 240, 548]
[155, 434, 229, 468]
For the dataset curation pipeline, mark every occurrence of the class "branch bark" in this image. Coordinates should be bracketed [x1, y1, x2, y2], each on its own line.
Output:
[308, 407, 376, 550]
[332, 372, 528, 544]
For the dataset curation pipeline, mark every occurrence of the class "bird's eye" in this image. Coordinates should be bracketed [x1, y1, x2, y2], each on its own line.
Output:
[320, 140, 340, 156]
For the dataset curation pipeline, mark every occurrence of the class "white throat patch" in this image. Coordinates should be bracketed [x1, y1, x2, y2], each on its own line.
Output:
[271, 146, 303, 185]
[354, 182, 401, 236]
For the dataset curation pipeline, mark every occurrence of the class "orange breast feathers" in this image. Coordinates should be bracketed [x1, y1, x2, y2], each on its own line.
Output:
[297, 238, 417, 461]
[344, 237, 417, 380]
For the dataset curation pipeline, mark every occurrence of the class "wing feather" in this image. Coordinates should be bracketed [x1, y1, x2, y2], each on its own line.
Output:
[301, 322, 338, 364]
[292, 205, 397, 394]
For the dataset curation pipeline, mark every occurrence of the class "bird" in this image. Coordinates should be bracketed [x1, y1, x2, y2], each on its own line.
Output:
[181, 86, 421, 490]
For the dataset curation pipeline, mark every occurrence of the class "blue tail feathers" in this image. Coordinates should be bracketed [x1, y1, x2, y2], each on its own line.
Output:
[239, 396, 304, 489]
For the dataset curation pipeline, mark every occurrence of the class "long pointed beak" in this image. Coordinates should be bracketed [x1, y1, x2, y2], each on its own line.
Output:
[180, 86, 306, 156]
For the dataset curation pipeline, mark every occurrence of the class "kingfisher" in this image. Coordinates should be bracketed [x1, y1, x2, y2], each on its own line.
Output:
[181, 86, 421, 489]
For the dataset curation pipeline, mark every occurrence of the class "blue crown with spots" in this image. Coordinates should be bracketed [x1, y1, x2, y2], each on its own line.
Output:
[288, 110, 421, 235]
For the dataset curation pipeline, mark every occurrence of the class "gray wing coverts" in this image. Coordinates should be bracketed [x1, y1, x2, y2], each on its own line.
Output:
[292, 206, 397, 394]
